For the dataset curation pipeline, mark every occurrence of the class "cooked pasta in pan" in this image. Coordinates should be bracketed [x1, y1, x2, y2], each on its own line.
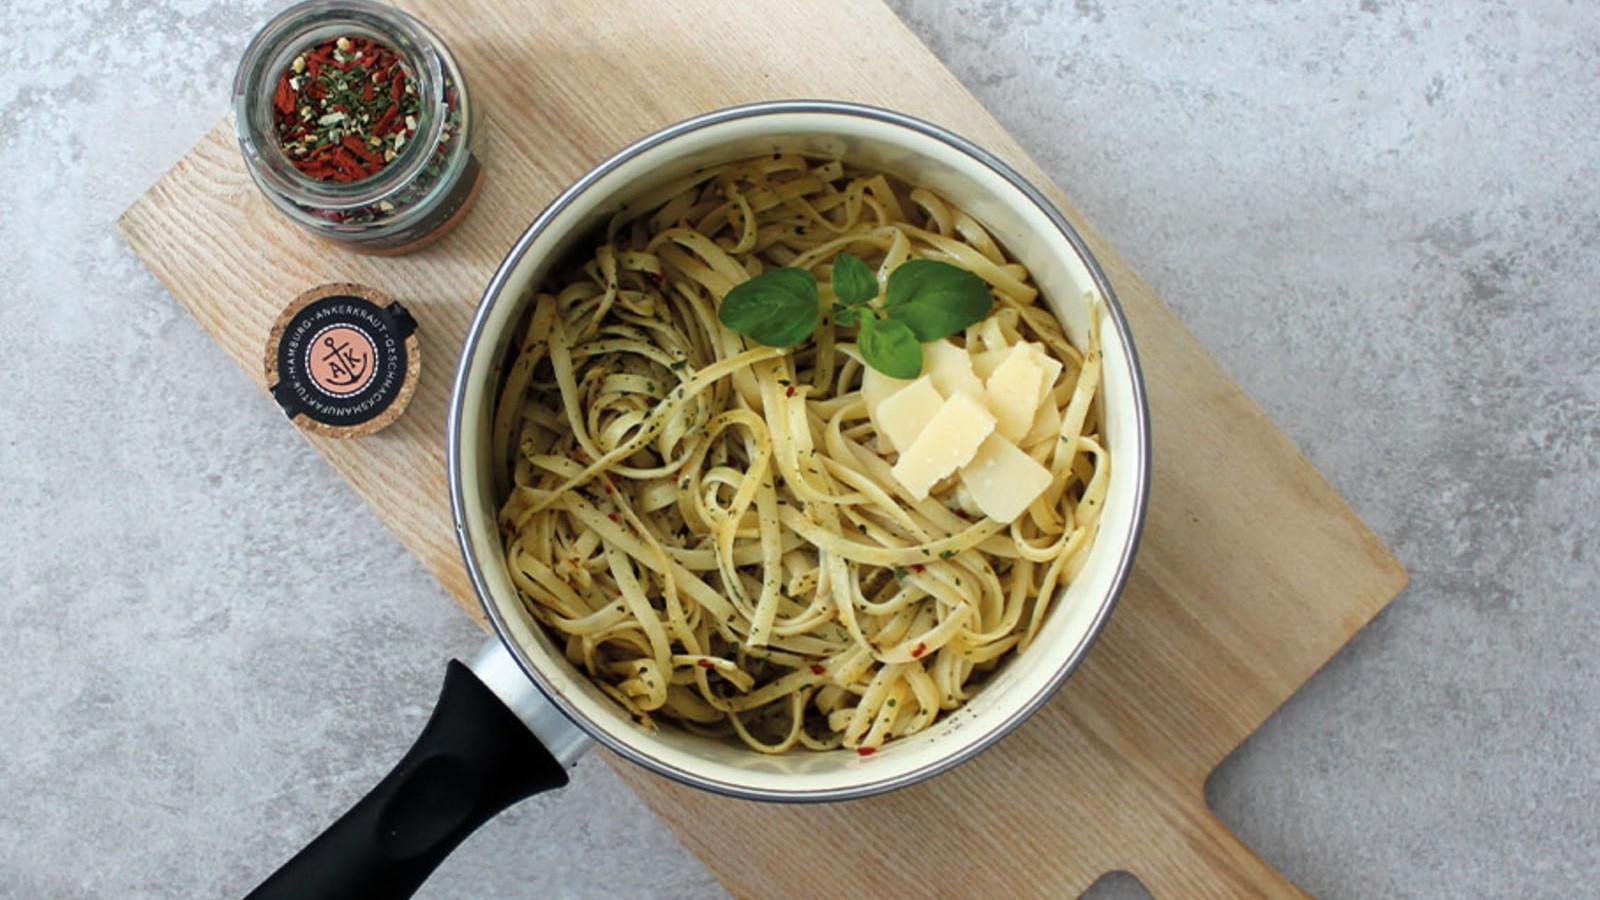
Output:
[494, 154, 1106, 754]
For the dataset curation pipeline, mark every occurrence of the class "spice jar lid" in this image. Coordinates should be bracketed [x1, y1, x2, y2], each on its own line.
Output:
[264, 282, 421, 438]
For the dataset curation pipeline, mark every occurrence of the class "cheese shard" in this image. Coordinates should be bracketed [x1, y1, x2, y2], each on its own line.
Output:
[960, 434, 1053, 523]
[984, 344, 1045, 442]
[1024, 341, 1062, 400]
[1022, 399, 1063, 449]
[950, 480, 984, 519]
[862, 365, 912, 434]
[876, 375, 945, 453]
[972, 315, 1010, 354]
[891, 391, 995, 500]
[1027, 344, 1064, 406]
[922, 339, 984, 400]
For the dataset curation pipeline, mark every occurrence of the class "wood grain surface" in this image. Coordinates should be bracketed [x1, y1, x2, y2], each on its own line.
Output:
[118, 1, 1407, 895]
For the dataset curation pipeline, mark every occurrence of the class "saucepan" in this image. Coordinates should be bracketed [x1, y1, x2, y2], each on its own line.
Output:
[244, 99, 1150, 899]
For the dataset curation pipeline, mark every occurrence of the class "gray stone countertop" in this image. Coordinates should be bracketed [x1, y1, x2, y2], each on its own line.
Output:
[2, 1, 1595, 897]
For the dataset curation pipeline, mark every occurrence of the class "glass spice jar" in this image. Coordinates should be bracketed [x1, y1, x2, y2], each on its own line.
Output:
[232, 0, 482, 254]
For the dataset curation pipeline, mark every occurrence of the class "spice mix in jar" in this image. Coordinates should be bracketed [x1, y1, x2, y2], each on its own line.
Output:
[233, 0, 482, 254]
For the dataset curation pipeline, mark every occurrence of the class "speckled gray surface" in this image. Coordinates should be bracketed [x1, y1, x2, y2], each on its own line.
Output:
[2, 1, 1596, 897]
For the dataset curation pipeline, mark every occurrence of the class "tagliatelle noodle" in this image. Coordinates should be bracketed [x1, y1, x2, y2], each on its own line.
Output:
[494, 154, 1106, 754]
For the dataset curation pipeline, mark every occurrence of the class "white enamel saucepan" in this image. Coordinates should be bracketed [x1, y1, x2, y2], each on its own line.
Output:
[245, 100, 1150, 899]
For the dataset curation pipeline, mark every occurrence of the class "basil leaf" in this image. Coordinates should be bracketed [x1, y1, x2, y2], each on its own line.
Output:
[882, 259, 994, 341]
[858, 315, 922, 378]
[832, 305, 863, 328]
[718, 267, 821, 348]
[831, 252, 878, 307]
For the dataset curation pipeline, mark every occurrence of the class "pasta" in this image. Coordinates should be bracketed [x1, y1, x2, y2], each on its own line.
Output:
[494, 154, 1107, 754]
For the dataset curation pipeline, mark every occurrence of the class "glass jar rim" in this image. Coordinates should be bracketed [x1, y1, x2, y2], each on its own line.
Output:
[232, 0, 448, 210]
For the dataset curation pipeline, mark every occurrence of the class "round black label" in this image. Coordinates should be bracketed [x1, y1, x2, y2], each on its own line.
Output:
[269, 295, 417, 429]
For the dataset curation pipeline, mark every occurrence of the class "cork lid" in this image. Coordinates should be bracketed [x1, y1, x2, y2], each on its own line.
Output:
[264, 283, 421, 438]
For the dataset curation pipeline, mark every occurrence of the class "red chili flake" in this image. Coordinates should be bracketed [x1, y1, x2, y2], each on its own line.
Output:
[607, 513, 620, 523]
[910, 642, 927, 659]
[696, 659, 714, 669]
[342, 134, 381, 166]
[910, 564, 925, 573]
[273, 74, 295, 115]
[331, 148, 362, 176]
[857, 747, 876, 757]
[785, 385, 797, 398]
[809, 664, 826, 675]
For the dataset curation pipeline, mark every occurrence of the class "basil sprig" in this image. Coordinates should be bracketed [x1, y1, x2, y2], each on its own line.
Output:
[718, 253, 993, 377]
[714, 266, 820, 347]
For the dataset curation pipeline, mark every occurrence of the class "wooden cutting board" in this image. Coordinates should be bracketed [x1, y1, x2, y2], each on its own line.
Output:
[118, 1, 1407, 895]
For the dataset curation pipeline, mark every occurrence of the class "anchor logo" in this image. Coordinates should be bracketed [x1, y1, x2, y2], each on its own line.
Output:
[307, 325, 377, 397]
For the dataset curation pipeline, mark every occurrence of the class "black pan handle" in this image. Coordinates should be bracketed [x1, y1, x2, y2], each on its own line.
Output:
[244, 642, 588, 900]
